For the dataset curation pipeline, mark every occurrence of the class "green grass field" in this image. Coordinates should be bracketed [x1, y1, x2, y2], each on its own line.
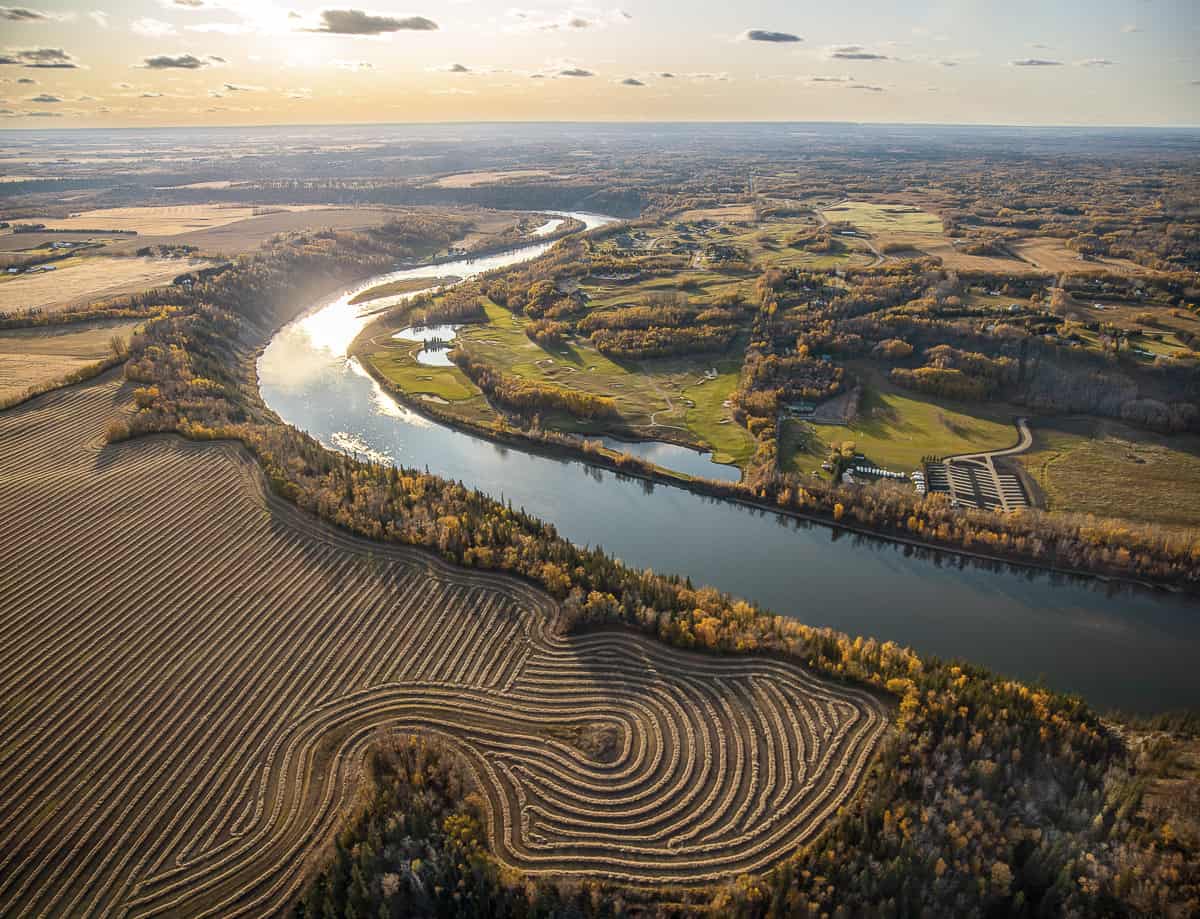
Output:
[781, 367, 1021, 475]
[363, 299, 757, 466]
[1017, 417, 1200, 529]
[364, 339, 498, 424]
[820, 201, 943, 239]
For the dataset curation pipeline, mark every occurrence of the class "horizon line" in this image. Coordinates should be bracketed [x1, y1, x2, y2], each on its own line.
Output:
[2, 118, 1200, 133]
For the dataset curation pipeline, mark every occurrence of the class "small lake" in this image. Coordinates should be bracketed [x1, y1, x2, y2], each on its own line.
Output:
[392, 324, 462, 366]
[598, 436, 742, 482]
[259, 211, 1200, 713]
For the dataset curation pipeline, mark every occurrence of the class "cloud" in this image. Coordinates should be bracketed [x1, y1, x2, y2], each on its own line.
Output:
[0, 7, 50, 21]
[139, 53, 221, 69]
[740, 29, 801, 43]
[286, 87, 312, 99]
[16, 76, 34, 83]
[0, 47, 80, 68]
[220, 81, 259, 92]
[559, 67, 593, 77]
[1077, 58, 1115, 67]
[827, 45, 889, 61]
[807, 75, 855, 83]
[331, 59, 372, 70]
[309, 10, 437, 35]
[139, 91, 163, 97]
[433, 62, 470, 73]
[847, 83, 885, 92]
[1121, 24, 1141, 34]
[161, 0, 208, 6]
[132, 17, 176, 37]
[430, 87, 474, 95]
[187, 22, 254, 34]
[619, 77, 643, 86]
[1011, 58, 1063, 67]
[89, 10, 108, 27]
[27, 92, 59, 101]
[505, 8, 630, 33]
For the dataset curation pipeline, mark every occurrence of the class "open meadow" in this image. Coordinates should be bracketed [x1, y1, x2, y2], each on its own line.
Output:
[0, 372, 886, 916]
[1017, 416, 1200, 529]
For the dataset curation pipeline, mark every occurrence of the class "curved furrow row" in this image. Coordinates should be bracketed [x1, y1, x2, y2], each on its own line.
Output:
[0, 375, 888, 917]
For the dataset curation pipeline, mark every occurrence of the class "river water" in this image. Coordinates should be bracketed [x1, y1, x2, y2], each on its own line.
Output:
[259, 212, 1199, 712]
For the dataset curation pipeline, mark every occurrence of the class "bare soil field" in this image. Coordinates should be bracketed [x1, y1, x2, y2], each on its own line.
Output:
[0, 319, 137, 402]
[21, 204, 332, 237]
[0, 374, 887, 916]
[431, 169, 564, 188]
[0, 255, 213, 315]
[103, 206, 428, 258]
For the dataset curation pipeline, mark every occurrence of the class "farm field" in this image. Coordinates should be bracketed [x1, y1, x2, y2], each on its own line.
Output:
[0, 255, 214, 315]
[20, 204, 331, 236]
[0, 319, 137, 402]
[430, 169, 568, 188]
[101, 206, 415, 257]
[0, 374, 886, 914]
[1016, 416, 1200, 529]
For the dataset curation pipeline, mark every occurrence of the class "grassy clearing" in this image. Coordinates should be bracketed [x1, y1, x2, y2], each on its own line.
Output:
[681, 363, 756, 466]
[364, 339, 497, 424]
[367, 298, 756, 464]
[1010, 238, 1146, 275]
[1017, 417, 1200, 529]
[721, 218, 874, 270]
[781, 366, 1020, 474]
[579, 270, 751, 310]
[463, 302, 754, 459]
[821, 201, 943, 239]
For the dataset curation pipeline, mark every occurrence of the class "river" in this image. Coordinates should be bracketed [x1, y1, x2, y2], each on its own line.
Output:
[259, 212, 1199, 712]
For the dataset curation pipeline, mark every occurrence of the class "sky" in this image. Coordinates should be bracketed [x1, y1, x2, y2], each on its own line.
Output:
[0, 1, 1197, 127]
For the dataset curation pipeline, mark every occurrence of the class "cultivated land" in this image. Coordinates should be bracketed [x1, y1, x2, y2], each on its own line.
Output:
[101, 206, 416, 258]
[0, 319, 137, 402]
[20, 204, 332, 236]
[431, 169, 566, 188]
[0, 373, 887, 915]
[0, 255, 214, 315]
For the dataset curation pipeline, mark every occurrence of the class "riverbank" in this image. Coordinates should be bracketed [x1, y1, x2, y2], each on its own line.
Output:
[348, 347, 1191, 596]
